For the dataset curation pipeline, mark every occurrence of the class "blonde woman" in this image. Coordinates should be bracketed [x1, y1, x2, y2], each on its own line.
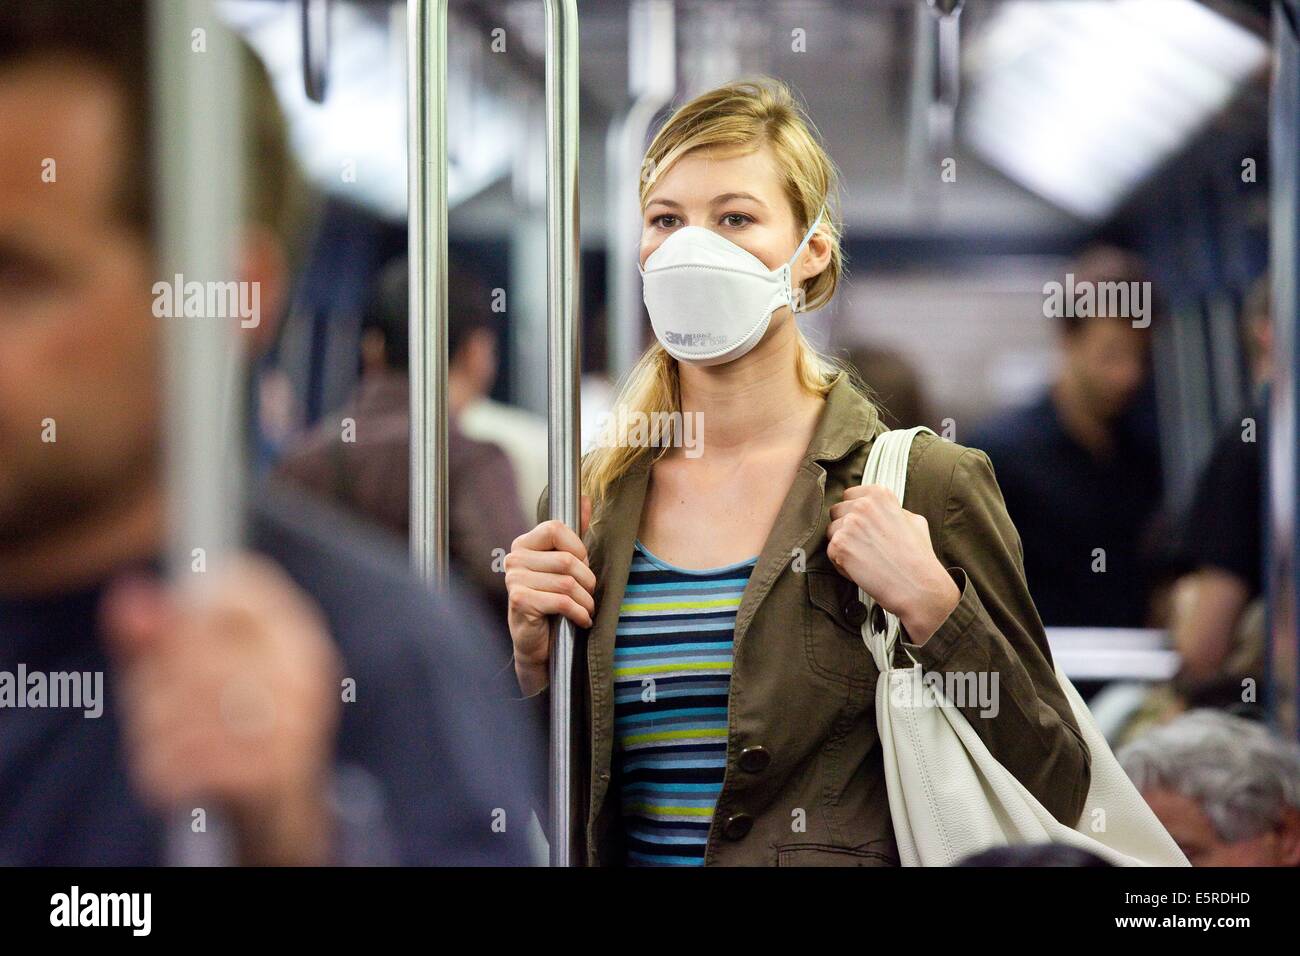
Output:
[504, 79, 1089, 866]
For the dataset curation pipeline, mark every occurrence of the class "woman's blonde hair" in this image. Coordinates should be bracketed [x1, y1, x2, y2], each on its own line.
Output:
[583, 78, 866, 506]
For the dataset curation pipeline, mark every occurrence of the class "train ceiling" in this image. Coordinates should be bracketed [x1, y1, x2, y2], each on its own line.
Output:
[221, 0, 1270, 236]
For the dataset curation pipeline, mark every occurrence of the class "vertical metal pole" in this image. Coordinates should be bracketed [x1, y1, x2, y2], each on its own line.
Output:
[408, 0, 450, 588]
[151, 0, 243, 863]
[1269, 1, 1300, 740]
[905, 3, 936, 198]
[545, 0, 581, 867]
[152, 1, 244, 589]
[606, 0, 675, 382]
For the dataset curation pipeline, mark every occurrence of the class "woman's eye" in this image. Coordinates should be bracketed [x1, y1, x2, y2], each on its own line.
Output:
[721, 213, 752, 228]
[652, 215, 680, 229]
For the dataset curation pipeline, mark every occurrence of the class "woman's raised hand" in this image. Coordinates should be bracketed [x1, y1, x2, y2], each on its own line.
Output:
[504, 497, 595, 694]
[826, 484, 959, 645]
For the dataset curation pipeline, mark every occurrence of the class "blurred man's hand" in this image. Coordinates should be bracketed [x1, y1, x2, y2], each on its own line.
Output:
[101, 555, 343, 865]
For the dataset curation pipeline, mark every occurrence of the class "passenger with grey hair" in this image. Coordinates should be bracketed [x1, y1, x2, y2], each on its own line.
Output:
[1118, 711, 1300, 866]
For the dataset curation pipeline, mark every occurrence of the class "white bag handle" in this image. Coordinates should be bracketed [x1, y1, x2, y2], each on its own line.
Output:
[857, 425, 935, 672]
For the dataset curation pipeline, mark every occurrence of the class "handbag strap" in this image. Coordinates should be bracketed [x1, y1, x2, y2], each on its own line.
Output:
[858, 425, 936, 671]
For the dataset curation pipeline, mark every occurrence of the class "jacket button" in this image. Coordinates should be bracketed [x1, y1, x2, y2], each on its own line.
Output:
[738, 746, 771, 773]
[843, 599, 868, 627]
[722, 813, 754, 841]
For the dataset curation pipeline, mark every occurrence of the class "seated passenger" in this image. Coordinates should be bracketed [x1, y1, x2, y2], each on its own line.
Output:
[1118, 710, 1300, 866]
[1166, 276, 1272, 709]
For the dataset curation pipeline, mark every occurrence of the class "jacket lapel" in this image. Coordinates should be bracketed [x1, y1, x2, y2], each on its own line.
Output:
[732, 373, 880, 653]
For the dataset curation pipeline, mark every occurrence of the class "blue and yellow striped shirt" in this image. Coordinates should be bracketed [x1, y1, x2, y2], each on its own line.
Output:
[612, 539, 758, 866]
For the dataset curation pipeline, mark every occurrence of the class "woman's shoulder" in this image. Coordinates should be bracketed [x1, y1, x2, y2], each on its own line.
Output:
[908, 429, 988, 469]
[901, 431, 999, 511]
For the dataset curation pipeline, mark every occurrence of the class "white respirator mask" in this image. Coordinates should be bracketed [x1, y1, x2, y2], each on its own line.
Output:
[639, 207, 826, 366]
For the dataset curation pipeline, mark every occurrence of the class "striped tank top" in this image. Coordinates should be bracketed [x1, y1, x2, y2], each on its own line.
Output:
[612, 539, 758, 866]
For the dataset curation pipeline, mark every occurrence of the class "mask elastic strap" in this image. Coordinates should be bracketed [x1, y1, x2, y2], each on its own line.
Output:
[787, 205, 827, 268]
[786, 206, 826, 313]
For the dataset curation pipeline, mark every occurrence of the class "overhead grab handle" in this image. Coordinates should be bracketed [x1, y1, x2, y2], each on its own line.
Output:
[302, 0, 332, 103]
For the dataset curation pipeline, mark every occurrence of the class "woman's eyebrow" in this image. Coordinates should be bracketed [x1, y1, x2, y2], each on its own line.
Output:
[712, 191, 767, 208]
[645, 193, 767, 210]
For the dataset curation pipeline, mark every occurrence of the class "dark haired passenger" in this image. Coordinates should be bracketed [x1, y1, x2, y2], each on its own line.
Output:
[968, 247, 1163, 628]
[277, 259, 528, 630]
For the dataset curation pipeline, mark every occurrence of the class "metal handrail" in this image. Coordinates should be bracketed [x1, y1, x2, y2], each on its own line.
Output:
[152, 0, 244, 864]
[407, 0, 582, 865]
[154, 1, 244, 595]
[1269, 1, 1300, 740]
[543, 0, 582, 870]
[407, 0, 450, 587]
[1044, 628, 1179, 683]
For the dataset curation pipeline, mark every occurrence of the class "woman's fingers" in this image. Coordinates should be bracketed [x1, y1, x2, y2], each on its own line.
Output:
[512, 519, 588, 565]
[505, 519, 599, 632]
[510, 581, 593, 629]
[507, 567, 596, 620]
[505, 547, 597, 595]
[826, 511, 867, 541]
[829, 484, 899, 520]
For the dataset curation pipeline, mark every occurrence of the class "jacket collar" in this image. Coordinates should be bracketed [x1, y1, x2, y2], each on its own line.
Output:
[803, 371, 881, 466]
[583, 370, 881, 645]
[589, 370, 880, 549]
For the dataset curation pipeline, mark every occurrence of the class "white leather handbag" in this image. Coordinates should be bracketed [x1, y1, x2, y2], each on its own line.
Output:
[859, 426, 1189, 867]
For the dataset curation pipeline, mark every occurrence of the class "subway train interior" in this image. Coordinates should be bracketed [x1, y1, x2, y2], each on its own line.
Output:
[2, 0, 1300, 903]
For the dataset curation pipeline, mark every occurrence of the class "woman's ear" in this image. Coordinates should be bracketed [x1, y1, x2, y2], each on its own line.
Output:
[793, 227, 833, 306]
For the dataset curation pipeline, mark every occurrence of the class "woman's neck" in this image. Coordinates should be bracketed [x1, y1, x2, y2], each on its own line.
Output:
[676, 317, 823, 455]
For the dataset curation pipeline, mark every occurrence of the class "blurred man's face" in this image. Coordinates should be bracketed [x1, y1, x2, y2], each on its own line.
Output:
[1143, 788, 1291, 866]
[0, 57, 161, 547]
[1061, 316, 1149, 421]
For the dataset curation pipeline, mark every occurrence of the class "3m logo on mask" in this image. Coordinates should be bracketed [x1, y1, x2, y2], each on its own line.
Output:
[662, 330, 730, 350]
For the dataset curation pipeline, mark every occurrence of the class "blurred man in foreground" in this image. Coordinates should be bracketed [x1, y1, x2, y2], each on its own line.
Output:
[1118, 711, 1300, 866]
[0, 2, 541, 865]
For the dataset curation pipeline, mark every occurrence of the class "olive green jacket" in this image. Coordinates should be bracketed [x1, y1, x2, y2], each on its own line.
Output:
[521, 372, 1090, 866]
